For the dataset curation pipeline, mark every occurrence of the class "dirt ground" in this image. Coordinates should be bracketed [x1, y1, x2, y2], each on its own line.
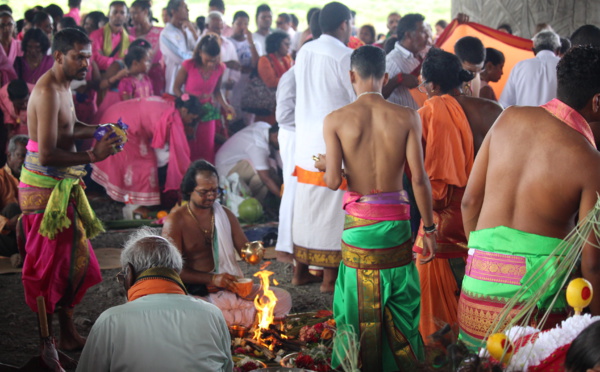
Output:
[0, 198, 333, 370]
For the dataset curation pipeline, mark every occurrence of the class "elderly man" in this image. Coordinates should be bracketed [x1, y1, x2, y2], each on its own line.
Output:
[89, 1, 134, 71]
[499, 31, 561, 108]
[162, 160, 292, 328]
[77, 228, 233, 372]
[208, 0, 233, 37]
[160, 0, 199, 94]
[0, 135, 27, 261]
[382, 13, 428, 109]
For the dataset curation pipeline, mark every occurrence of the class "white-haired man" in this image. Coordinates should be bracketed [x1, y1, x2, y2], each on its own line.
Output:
[499, 30, 561, 107]
[77, 228, 233, 372]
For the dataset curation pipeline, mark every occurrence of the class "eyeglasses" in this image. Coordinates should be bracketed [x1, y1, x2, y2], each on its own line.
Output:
[417, 81, 430, 93]
[0, 23, 15, 28]
[194, 187, 223, 197]
[115, 268, 127, 284]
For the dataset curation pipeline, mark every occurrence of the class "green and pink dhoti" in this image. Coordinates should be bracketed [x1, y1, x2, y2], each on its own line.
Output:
[332, 191, 424, 372]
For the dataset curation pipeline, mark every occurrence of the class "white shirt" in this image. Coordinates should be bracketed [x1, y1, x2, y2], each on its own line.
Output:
[252, 31, 271, 56]
[276, 66, 296, 131]
[385, 42, 420, 109]
[76, 294, 233, 372]
[229, 37, 263, 68]
[294, 34, 355, 171]
[499, 50, 560, 108]
[215, 121, 273, 177]
[160, 23, 198, 95]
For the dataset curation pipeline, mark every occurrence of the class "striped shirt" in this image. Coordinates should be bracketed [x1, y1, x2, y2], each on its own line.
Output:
[386, 42, 420, 109]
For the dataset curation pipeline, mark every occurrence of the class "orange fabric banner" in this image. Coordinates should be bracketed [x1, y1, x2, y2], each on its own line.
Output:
[293, 166, 347, 190]
[435, 19, 534, 97]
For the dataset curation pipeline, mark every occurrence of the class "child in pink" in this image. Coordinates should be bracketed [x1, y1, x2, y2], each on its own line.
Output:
[118, 46, 153, 101]
[173, 34, 236, 163]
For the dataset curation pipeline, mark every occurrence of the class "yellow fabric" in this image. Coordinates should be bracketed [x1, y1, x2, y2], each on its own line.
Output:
[102, 24, 130, 59]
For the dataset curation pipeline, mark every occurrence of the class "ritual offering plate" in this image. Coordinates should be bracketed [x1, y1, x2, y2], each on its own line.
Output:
[232, 356, 267, 372]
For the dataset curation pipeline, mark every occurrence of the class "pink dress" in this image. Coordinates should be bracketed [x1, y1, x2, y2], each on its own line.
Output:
[181, 59, 226, 163]
[117, 74, 153, 100]
[3, 39, 22, 66]
[13, 55, 52, 85]
[129, 26, 165, 95]
[91, 97, 191, 206]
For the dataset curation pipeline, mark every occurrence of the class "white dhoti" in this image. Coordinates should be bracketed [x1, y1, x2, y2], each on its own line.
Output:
[275, 128, 297, 254]
[205, 285, 292, 328]
[194, 201, 292, 327]
[292, 182, 345, 268]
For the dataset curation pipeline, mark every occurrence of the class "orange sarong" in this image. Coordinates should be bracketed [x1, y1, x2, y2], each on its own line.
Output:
[413, 95, 473, 343]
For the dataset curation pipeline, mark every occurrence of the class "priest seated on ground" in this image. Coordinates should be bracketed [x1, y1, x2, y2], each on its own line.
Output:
[162, 159, 292, 328]
[215, 121, 282, 208]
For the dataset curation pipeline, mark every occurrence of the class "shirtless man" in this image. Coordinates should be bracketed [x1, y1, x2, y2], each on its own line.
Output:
[315, 45, 436, 372]
[162, 160, 291, 327]
[20, 28, 119, 365]
[458, 46, 600, 350]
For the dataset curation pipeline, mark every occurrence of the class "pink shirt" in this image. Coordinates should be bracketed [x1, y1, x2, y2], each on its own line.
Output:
[3, 39, 22, 66]
[90, 28, 134, 71]
[118, 74, 153, 100]
[181, 59, 225, 101]
[0, 82, 33, 134]
[65, 8, 81, 25]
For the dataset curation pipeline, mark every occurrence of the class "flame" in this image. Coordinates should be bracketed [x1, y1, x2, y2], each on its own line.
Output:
[252, 270, 279, 349]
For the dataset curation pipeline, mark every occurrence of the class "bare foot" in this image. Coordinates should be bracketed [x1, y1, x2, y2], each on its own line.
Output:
[320, 282, 336, 293]
[292, 271, 323, 286]
[40, 338, 65, 372]
[57, 350, 78, 370]
[57, 308, 86, 351]
[275, 251, 293, 263]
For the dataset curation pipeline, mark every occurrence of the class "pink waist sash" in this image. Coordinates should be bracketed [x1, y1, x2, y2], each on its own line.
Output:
[343, 190, 410, 221]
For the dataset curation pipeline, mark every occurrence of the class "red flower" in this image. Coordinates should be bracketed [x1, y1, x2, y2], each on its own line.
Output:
[295, 354, 315, 369]
[314, 322, 325, 333]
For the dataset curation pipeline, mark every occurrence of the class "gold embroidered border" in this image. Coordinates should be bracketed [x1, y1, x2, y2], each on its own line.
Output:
[458, 291, 518, 341]
[293, 245, 342, 268]
[343, 214, 379, 230]
[342, 240, 413, 270]
[18, 187, 52, 214]
[357, 268, 382, 372]
[465, 251, 526, 285]
[384, 306, 418, 371]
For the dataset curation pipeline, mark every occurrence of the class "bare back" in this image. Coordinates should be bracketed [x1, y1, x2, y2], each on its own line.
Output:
[324, 96, 420, 195]
[472, 106, 600, 238]
[454, 95, 503, 154]
[28, 69, 78, 152]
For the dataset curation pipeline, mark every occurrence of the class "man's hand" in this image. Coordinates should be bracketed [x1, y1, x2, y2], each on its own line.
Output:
[92, 129, 122, 162]
[244, 28, 254, 42]
[223, 104, 236, 120]
[212, 273, 238, 292]
[182, 20, 197, 32]
[115, 67, 129, 80]
[456, 13, 470, 24]
[314, 153, 326, 172]
[225, 60, 242, 71]
[401, 73, 419, 89]
[419, 233, 437, 264]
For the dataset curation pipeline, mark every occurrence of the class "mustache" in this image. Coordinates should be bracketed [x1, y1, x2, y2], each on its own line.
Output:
[78, 68, 88, 74]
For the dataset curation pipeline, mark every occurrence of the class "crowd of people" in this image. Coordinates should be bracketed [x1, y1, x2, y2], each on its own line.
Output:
[1, 0, 600, 370]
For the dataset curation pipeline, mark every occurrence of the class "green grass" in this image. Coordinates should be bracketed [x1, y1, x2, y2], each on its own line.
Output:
[5, 0, 451, 38]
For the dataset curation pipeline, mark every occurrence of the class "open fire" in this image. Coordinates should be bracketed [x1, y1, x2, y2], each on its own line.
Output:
[253, 269, 278, 346]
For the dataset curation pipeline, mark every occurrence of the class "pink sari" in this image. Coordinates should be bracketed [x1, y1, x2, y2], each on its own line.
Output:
[3, 39, 22, 65]
[91, 97, 191, 205]
[0, 46, 16, 86]
[181, 59, 225, 163]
